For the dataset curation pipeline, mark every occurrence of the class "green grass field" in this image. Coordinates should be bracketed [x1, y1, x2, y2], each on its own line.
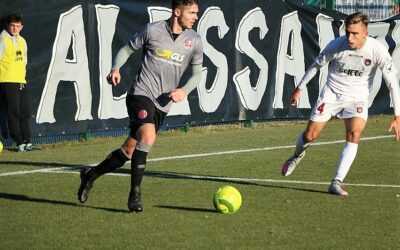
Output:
[1, 115, 399, 249]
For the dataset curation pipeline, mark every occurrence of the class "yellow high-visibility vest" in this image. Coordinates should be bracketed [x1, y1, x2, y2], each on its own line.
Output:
[0, 35, 27, 83]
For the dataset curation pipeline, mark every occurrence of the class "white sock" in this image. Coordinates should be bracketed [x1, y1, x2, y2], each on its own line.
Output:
[334, 142, 358, 182]
[294, 132, 310, 156]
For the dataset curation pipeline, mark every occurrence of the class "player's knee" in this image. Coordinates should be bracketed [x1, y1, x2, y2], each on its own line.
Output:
[139, 133, 156, 146]
[346, 130, 362, 142]
[136, 127, 156, 146]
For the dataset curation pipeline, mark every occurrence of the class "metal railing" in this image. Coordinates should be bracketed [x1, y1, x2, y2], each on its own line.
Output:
[307, 0, 400, 20]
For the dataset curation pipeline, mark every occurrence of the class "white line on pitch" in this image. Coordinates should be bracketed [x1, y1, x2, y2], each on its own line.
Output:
[0, 165, 94, 177]
[36, 170, 400, 188]
[0, 134, 395, 177]
[147, 135, 394, 162]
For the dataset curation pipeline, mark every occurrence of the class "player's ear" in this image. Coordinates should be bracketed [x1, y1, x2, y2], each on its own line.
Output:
[174, 8, 181, 17]
[363, 25, 368, 37]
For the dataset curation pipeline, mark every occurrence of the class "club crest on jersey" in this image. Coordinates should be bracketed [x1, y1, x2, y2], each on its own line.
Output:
[364, 59, 371, 66]
[15, 50, 24, 61]
[138, 109, 148, 119]
[183, 40, 192, 50]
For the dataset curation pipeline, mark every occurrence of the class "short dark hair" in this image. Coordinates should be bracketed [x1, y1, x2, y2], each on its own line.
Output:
[171, 0, 199, 10]
[345, 12, 369, 29]
[6, 13, 24, 25]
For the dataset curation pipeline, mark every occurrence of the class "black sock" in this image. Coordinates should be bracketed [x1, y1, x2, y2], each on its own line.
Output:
[131, 149, 148, 191]
[90, 148, 130, 180]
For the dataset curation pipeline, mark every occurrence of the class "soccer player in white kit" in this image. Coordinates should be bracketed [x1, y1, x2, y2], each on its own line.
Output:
[281, 12, 400, 196]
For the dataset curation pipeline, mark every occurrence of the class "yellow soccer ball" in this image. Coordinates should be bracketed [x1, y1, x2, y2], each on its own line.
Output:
[0, 141, 3, 154]
[213, 185, 242, 214]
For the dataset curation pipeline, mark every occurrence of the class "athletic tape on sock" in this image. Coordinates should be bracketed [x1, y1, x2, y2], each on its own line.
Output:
[136, 142, 152, 153]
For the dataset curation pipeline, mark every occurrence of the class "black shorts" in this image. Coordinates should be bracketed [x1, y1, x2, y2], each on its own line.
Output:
[126, 94, 166, 139]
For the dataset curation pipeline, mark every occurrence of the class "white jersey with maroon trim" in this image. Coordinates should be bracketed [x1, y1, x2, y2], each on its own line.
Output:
[319, 36, 396, 97]
[298, 36, 400, 116]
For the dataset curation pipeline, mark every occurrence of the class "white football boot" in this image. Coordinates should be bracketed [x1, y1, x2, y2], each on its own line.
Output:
[281, 152, 305, 176]
[328, 179, 348, 196]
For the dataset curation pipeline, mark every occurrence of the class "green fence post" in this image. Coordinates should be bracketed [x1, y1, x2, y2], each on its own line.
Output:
[182, 125, 190, 133]
[246, 120, 254, 128]
[79, 132, 91, 141]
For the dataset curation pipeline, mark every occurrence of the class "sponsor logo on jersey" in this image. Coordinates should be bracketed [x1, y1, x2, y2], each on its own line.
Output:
[338, 62, 364, 76]
[155, 49, 185, 62]
[348, 54, 363, 58]
[183, 40, 192, 50]
[364, 59, 371, 66]
[339, 68, 364, 76]
[138, 109, 148, 119]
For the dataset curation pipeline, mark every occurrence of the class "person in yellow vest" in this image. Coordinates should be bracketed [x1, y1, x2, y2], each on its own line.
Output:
[0, 13, 35, 152]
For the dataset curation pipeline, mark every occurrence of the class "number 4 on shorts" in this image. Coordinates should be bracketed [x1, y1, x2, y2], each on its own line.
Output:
[317, 103, 325, 113]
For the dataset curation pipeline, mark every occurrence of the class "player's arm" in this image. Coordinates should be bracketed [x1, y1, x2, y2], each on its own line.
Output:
[291, 40, 335, 105]
[107, 45, 134, 86]
[0, 38, 5, 61]
[380, 57, 400, 140]
[290, 62, 322, 105]
[170, 64, 202, 103]
[388, 116, 400, 141]
[23, 39, 28, 65]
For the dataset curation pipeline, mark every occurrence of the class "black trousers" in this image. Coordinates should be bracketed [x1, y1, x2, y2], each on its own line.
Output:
[0, 82, 32, 145]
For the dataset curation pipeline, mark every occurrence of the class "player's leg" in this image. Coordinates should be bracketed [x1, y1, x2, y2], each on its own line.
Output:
[19, 85, 35, 150]
[3, 83, 25, 151]
[329, 117, 366, 196]
[77, 137, 133, 203]
[128, 124, 156, 212]
[282, 121, 327, 176]
[282, 85, 340, 176]
[126, 95, 166, 212]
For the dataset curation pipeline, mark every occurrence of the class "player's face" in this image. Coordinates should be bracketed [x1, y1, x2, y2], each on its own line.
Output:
[346, 22, 368, 50]
[6, 22, 23, 36]
[176, 4, 199, 30]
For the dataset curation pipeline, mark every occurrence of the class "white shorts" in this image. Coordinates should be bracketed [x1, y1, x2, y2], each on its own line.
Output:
[310, 85, 368, 122]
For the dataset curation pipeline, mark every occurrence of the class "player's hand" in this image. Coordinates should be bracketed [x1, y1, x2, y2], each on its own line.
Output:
[169, 88, 186, 103]
[388, 116, 400, 141]
[107, 70, 121, 86]
[290, 88, 301, 106]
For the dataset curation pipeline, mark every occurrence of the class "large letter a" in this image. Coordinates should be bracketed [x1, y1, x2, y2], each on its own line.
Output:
[36, 6, 92, 123]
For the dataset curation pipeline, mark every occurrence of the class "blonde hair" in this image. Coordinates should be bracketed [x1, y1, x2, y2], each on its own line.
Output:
[345, 12, 369, 28]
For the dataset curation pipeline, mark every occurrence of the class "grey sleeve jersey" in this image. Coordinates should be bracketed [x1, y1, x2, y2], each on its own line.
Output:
[127, 20, 203, 113]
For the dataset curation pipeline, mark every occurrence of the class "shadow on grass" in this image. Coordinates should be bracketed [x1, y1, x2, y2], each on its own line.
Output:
[0, 192, 129, 213]
[154, 205, 217, 213]
[142, 170, 329, 195]
[0, 160, 81, 168]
